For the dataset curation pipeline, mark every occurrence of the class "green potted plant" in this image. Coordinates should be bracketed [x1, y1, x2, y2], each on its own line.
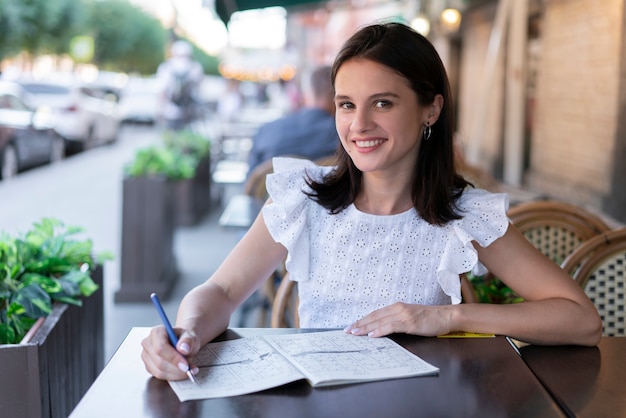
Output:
[466, 272, 524, 304]
[0, 218, 112, 418]
[125, 129, 212, 226]
[166, 130, 212, 225]
[116, 130, 211, 303]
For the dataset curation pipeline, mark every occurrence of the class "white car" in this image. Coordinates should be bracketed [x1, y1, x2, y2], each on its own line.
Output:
[16, 79, 122, 153]
[117, 77, 163, 124]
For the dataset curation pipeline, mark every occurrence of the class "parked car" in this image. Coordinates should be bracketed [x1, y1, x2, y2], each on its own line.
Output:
[15, 79, 122, 153]
[117, 77, 162, 125]
[0, 81, 65, 179]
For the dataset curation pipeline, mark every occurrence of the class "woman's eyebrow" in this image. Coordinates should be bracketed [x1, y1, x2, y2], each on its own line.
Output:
[334, 92, 401, 101]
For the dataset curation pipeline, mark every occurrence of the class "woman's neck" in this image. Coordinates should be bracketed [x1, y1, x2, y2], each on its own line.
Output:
[354, 173, 413, 215]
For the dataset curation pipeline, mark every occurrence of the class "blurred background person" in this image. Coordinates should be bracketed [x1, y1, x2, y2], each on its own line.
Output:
[216, 78, 243, 124]
[247, 65, 338, 173]
[157, 40, 204, 131]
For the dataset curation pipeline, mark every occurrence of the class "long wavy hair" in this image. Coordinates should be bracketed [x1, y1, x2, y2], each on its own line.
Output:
[305, 22, 471, 225]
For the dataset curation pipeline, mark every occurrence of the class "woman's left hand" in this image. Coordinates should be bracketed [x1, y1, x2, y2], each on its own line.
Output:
[344, 302, 453, 338]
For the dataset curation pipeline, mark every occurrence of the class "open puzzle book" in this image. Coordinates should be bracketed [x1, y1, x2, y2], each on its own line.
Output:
[169, 330, 439, 401]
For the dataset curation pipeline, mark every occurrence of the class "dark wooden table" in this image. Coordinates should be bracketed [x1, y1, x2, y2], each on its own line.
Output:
[70, 328, 564, 418]
[520, 337, 626, 418]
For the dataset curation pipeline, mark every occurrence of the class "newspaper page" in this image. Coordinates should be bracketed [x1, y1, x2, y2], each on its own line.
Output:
[169, 336, 304, 401]
[169, 330, 439, 401]
[265, 330, 439, 386]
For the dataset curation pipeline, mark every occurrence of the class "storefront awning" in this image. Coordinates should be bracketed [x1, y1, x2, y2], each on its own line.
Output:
[215, 0, 325, 25]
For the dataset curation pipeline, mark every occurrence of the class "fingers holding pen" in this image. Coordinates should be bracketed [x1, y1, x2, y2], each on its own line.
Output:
[141, 325, 198, 381]
[175, 328, 201, 372]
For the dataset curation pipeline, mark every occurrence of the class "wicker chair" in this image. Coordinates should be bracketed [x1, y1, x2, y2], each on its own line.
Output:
[243, 158, 275, 201]
[507, 200, 611, 264]
[560, 228, 626, 336]
[467, 200, 613, 304]
[271, 273, 299, 328]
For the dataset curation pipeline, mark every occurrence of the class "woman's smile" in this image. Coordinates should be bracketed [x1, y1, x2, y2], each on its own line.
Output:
[353, 137, 387, 151]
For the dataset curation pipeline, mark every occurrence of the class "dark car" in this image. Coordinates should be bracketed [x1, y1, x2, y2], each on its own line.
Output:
[0, 81, 65, 180]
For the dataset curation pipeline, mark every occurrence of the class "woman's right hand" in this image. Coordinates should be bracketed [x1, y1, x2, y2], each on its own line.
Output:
[140, 325, 200, 381]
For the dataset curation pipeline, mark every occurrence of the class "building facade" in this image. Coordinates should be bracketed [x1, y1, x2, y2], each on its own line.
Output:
[286, 0, 625, 223]
[456, 0, 625, 223]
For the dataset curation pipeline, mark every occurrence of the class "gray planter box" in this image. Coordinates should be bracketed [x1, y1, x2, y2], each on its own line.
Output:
[0, 266, 104, 418]
[174, 157, 212, 226]
[116, 175, 178, 302]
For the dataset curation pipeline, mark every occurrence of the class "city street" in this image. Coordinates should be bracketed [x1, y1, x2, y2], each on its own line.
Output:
[0, 123, 244, 360]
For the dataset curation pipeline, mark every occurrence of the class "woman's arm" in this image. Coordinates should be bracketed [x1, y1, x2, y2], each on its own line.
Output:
[347, 224, 602, 346]
[457, 224, 602, 345]
[141, 207, 288, 380]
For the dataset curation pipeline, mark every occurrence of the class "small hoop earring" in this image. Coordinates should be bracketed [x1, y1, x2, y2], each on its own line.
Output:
[423, 124, 432, 141]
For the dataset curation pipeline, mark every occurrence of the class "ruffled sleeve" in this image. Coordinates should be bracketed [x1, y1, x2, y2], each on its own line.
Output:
[262, 157, 333, 282]
[437, 188, 510, 304]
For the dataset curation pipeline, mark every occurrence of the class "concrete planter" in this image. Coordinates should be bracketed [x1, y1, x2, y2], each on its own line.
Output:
[0, 266, 104, 418]
[116, 176, 178, 302]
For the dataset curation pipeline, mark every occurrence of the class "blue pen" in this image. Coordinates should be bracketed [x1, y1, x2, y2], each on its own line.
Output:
[150, 293, 196, 383]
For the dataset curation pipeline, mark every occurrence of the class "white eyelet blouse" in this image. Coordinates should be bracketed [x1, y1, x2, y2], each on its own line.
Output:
[263, 157, 509, 328]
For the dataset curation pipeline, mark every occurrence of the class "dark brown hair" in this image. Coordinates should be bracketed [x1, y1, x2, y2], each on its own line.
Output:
[306, 22, 471, 225]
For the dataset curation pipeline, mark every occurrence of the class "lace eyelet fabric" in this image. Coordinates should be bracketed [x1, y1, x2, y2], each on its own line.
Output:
[264, 157, 509, 328]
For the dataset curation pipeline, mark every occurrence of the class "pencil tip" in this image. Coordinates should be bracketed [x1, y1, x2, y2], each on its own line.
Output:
[187, 370, 197, 384]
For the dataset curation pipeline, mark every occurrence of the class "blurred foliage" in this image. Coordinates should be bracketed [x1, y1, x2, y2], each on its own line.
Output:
[0, 218, 113, 345]
[163, 129, 211, 160]
[0, 0, 85, 58]
[125, 130, 211, 180]
[466, 271, 525, 304]
[84, 0, 167, 74]
[193, 46, 221, 77]
[0, 0, 221, 76]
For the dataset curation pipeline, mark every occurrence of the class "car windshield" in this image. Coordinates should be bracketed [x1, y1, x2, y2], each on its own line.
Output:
[20, 83, 70, 95]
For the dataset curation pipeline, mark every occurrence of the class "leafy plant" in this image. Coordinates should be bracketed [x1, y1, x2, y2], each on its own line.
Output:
[125, 130, 210, 180]
[163, 129, 210, 160]
[466, 271, 524, 304]
[0, 218, 113, 345]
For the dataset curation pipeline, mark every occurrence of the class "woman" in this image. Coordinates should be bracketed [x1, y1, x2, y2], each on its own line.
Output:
[142, 22, 601, 381]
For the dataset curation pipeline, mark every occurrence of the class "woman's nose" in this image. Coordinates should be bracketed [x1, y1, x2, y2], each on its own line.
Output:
[350, 109, 374, 133]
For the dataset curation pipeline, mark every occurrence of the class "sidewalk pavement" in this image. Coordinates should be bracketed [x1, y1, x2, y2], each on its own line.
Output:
[0, 124, 255, 362]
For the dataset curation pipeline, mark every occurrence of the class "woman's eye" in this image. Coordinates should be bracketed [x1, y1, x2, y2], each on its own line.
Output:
[374, 100, 391, 108]
[338, 101, 354, 109]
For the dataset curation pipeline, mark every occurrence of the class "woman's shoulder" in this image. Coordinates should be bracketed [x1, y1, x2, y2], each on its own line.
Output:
[451, 187, 510, 247]
[264, 157, 331, 218]
[272, 156, 332, 174]
[457, 187, 509, 213]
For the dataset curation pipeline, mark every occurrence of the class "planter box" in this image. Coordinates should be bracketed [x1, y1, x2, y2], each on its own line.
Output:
[174, 157, 211, 226]
[116, 176, 178, 302]
[0, 266, 104, 418]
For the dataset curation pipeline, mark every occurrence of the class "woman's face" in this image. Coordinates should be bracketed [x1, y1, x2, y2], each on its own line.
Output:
[334, 58, 431, 175]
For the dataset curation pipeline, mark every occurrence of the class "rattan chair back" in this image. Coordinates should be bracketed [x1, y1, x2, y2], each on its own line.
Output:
[271, 273, 299, 328]
[508, 200, 611, 264]
[560, 228, 626, 336]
